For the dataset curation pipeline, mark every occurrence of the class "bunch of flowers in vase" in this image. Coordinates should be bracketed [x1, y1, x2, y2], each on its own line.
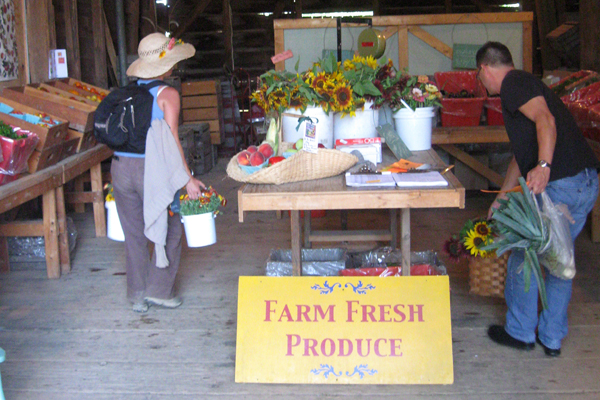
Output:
[387, 73, 443, 112]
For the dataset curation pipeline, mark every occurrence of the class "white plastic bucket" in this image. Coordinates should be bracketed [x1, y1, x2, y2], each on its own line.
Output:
[282, 106, 334, 148]
[392, 107, 435, 151]
[105, 201, 125, 242]
[333, 101, 379, 141]
[181, 212, 217, 247]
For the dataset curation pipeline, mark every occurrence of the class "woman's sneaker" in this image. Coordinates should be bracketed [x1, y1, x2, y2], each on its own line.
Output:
[132, 302, 149, 313]
[144, 296, 183, 308]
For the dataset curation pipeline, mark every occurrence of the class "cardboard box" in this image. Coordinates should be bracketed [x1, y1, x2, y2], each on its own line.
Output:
[335, 137, 382, 164]
[49, 49, 69, 79]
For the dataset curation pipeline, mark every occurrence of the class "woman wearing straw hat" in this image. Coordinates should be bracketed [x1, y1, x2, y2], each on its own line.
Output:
[112, 32, 205, 313]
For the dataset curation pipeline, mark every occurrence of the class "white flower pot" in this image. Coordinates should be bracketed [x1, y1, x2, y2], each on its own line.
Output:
[181, 212, 217, 248]
[105, 201, 125, 242]
[282, 106, 334, 148]
[392, 107, 435, 151]
[333, 101, 379, 141]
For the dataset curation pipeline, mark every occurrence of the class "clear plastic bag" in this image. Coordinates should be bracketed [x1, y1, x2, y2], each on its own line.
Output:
[536, 191, 575, 280]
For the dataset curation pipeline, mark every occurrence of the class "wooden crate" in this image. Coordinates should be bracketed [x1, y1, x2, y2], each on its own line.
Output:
[67, 129, 97, 153]
[181, 80, 223, 145]
[27, 143, 63, 173]
[2, 85, 97, 132]
[47, 80, 105, 104]
[37, 82, 99, 107]
[61, 137, 82, 160]
[56, 78, 109, 98]
[0, 95, 68, 151]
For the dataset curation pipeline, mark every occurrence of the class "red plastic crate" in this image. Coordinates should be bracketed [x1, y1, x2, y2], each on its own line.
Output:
[561, 80, 600, 104]
[434, 71, 487, 127]
[485, 97, 504, 126]
[338, 264, 442, 277]
[588, 104, 600, 142]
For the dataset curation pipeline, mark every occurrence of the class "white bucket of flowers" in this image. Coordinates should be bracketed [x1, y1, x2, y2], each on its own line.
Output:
[179, 187, 226, 248]
[104, 184, 125, 242]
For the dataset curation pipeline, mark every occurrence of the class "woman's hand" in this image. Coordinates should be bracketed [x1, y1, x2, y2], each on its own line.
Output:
[185, 176, 206, 199]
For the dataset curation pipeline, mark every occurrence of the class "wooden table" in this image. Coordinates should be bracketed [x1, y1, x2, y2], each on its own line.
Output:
[238, 149, 465, 276]
[0, 144, 113, 278]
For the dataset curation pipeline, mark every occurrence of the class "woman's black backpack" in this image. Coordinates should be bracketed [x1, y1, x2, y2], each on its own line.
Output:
[93, 80, 167, 153]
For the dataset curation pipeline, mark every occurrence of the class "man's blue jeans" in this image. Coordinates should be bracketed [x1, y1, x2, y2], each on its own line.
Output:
[504, 168, 599, 350]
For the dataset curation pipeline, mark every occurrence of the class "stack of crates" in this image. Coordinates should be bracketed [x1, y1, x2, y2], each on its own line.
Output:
[180, 122, 214, 176]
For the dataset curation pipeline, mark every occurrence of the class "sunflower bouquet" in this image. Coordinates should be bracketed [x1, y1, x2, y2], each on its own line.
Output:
[443, 217, 496, 263]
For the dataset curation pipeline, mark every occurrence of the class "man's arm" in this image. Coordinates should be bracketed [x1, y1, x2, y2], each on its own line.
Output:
[488, 156, 521, 219]
[518, 95, 556, 194]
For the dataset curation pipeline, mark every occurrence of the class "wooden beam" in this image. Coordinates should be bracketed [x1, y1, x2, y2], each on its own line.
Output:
[223, 0, 234, 70]
[61, 0, 81, 79]
[91, 0, 108, 88]
[103, 10, 119, 82]
[139, 0, 157, 38]
[408, 26, 453, 59]
[125, 0, 140, 55]
[397, 26, 409, 71]
[55, 186, 71, 274]
[274, 28, 285, 71]
[438, 144, 505, 187]
[580, 0, 600, 72]
[26, 0, 52, 83]
[0, 220, 44, 237]
[174, 0, 213, 38]
[294, 0, 302, 18]
[42, 189, 60, 279]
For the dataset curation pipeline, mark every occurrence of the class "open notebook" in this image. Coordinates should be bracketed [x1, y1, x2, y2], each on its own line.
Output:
[346, 171, 449, 188]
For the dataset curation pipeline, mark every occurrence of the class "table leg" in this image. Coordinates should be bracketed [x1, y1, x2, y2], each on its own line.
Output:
[0, 237, 9, 273]
[42, 189, 60, 279]
[90, 163, 107, 237]
[390, 209, 398, 249]
[401, 208, 410, 276]
[290, 210, 302, 276]
[304, 211, 312, 249]
[56, 186, 71, 274]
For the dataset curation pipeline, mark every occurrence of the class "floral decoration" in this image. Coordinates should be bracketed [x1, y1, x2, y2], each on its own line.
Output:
[444, 217, 496, 262]
[179, 186, 226, 216]
[388, 73, 443, 111]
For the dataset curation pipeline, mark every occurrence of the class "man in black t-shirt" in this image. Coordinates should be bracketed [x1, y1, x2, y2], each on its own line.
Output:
[475, 42, 599, 357]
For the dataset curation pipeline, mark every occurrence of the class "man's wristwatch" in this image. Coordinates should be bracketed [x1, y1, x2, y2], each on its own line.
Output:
[538, 159, 551, 168]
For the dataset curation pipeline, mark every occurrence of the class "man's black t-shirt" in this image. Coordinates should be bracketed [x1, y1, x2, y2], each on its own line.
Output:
[501, 69, 599, 181]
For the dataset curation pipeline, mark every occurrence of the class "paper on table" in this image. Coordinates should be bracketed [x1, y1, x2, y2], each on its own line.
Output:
[345, 172, 396, 187]
[392, 171, 449, 187]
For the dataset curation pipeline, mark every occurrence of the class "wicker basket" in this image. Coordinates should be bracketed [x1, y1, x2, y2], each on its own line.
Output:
[226, 143, 358, 185]
[468, 252, 510, 298]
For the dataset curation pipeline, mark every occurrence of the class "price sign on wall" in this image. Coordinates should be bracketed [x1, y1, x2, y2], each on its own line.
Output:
[235, 276, 453, 384]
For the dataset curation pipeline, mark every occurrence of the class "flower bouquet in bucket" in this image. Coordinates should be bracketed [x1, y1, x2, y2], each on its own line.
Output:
[104, 183, 125, 241]
[179, 187, 226, 248]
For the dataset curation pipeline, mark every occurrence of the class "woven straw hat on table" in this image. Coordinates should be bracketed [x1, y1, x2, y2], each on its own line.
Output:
[226, 145, 358, 185]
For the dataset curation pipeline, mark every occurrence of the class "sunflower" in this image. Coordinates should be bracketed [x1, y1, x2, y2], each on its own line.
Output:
[363, 55, 378, 69]
[343, 59, 356, 70]
[443, 236, 465, 263]
[464, 230, 490, 258]
[473, 221, 492, 239]
[250, 91, 269, 113]
[288, 89, 308, 110]
[310, 72, 328, 92]
[332, 83, 354, 113]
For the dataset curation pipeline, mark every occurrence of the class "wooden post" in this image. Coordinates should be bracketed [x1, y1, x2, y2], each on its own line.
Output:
[91, 0, 108, 88]
[90, 163, 107, 237]
[0, 237, 9, 273]
[42, 189, 61, 279]
[401, 208, 410, 276]
[290, 210, 302, 276]
[125, 0, 140, 55]
[56, 186, 71, 274]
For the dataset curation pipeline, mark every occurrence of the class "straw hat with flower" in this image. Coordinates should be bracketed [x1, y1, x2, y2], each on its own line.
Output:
[126, 33, 195, 78]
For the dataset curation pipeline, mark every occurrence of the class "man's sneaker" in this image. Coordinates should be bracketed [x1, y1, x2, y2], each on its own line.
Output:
[132, 302, 149, 313]
[144, 296, 183, 309]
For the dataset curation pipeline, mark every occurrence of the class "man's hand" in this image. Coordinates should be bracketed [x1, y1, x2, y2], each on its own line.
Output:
[526, 165, 550, 194]
[185, 176, 206, 200]
[488, 192, 508, 219]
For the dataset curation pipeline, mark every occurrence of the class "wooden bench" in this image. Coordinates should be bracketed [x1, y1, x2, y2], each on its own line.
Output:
[0, 144, 113, 278]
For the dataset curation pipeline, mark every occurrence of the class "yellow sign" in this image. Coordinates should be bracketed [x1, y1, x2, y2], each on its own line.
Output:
[235, 276, 453, 384]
